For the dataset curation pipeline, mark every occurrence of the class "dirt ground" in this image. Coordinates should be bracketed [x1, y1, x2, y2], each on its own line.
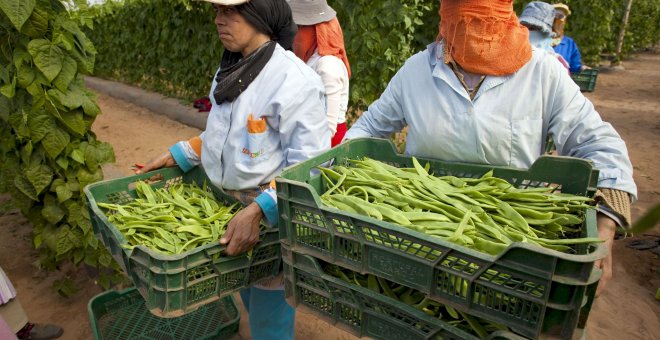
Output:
[0, 51, 658, 340]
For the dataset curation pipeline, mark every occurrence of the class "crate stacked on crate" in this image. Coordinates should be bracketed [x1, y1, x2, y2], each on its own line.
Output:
[276, 138, 604, 339]
[85, 166, 282, 317]
[571, 69, 599, 92]
[88, 287, 240, 340]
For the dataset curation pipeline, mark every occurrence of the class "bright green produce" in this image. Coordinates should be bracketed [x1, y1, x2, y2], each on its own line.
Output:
[319, 157, 601, 255]
[99, 181, 240, 254]
[324, 264, 508, 338]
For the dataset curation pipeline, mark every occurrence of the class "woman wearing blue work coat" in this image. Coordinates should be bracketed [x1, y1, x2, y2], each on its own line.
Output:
[345, 0, 636, 298]
[138, 0, 330, 338]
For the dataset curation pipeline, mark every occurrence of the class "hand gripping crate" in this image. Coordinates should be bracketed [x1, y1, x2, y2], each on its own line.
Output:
[84, 166, 281, 317]
[88, 287, 239, 340]
[570, 69, 598, 92]
[276, 138, 605, 339]
[282, 243, 528, 340]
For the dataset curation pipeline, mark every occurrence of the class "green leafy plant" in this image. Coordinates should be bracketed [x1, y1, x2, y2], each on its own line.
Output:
[86, 0, 223, 101]
[0, 0, 122, 293]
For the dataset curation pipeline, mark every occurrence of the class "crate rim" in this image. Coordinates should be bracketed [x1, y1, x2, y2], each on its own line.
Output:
[276, 138, 607, 267]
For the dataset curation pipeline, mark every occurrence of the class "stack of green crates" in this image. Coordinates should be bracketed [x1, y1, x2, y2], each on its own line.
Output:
[88, 287, 239, 340]
[85, 166, 282, 317]
[571, 69, 599, 92]
[276, 138, 604, 339]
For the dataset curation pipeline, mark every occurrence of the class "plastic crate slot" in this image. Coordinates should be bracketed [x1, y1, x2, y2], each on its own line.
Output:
[248, 261, 277, 282]
[292, 206, 327, 229]
[359, 296, 435, 334]
[440, 255, 480, 275]
[300, 286, 333, 315]
[327, 281, 357, 305]
[478, 270, 546, 298]
[330, 215, 357, 235]
[296, 224, 332, 253]
[298, 271, 328, 292]
[218, 268, 247, 291]
[474, 282, 542, 323]
[105, 191, 133, 205]
[339, 302, 362, 327]
[187, 264, 215, 282]
[187, 277, 218, 303]
[337, 237, 362, 263]
[436, 271, 469, 300]
[252, 244, 279, 262]
[361, 228, 442, 261]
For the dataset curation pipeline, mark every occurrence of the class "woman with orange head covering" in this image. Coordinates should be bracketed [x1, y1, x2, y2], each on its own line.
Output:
[345, 0, 636, 298]
[289, 0, 351, 147]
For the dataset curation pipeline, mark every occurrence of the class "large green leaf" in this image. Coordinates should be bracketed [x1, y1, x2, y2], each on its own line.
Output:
[27, 39, 64, 82]
[41, 126, 69, 158]
[81, 92, 100, 117]
[52, 56, 77, 92]
[20, 4, 49, 39]
[56, 224, 81, 257]
[42, 194, 65, 224]
[0, 76, 16, 98]
[0, 0, 36, 31]
[55, 184, 72, 203]
[70, 148, 84, 164]
[7, 112, 29, 139]
[59, 110, 86, 136]
[16, 63, 35, 88]
[27, 109, 56, 142]
[76, 167, 102, 187]
[25, 162, 52, 194]
[47, 87, 83, 110]
[14, 173, 38, 201]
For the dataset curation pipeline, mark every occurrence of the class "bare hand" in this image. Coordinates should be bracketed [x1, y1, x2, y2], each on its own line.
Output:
[220, 202, 263, 256]
[594, 214, 616, 297]
[135, 152, 176, 174]
[581, 65, 592, 71]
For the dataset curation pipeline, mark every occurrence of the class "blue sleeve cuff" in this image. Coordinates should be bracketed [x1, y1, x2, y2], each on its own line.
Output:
[169, 143, 195, 173]
[254, 192, 278, 226]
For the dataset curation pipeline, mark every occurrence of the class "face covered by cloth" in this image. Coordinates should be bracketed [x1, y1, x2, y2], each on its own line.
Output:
[439, 0, 532, 76]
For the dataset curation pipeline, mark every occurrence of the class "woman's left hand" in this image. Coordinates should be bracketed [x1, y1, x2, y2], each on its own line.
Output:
[594, 213, 617, 297]
[220, 202, 263, 256]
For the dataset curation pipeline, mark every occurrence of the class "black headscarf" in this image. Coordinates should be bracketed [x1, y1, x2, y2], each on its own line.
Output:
[214, 0, 298, 104]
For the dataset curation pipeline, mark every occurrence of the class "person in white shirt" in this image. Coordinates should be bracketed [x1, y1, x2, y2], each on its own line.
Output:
[289, 0, 351, 146]
[345, 0, 636, 297]
[138, 0, 330, 338]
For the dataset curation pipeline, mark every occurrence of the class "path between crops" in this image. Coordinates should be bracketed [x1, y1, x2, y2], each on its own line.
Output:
[1, 51, 658, 340]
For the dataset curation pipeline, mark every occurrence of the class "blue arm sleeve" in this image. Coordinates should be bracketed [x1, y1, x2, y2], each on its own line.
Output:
[254, 190, 278, 226]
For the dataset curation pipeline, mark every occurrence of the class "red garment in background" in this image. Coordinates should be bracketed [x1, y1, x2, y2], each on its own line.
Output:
[331, 123, 347, 147]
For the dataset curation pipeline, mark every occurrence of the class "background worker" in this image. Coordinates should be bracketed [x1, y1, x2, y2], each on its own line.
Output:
[519, 1, 570, 71]
[289, 0, 351, 147]
[552, 3, 589, 73]
[137, 0, 330, 338]
[344, 0, 636, 297]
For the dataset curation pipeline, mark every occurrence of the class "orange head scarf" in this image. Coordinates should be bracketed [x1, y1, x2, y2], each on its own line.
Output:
[439, 0, 531, 76]
[293, 17, 352, 78]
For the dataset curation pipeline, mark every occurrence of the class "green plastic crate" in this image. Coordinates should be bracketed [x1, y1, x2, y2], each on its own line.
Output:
[85, 166, 281, 318]
[571, 69, 598, 92]
[276, 138, 605, 339]
[88, 287, 239, 340]
[282, 244, 527, 340]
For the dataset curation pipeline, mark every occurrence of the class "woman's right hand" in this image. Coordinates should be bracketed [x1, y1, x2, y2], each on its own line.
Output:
[135, 152, 177, 174]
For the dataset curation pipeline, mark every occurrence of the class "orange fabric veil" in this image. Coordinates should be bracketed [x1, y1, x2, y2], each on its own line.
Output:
[439, 0, 531, 76]
[293, 17, 352, 78]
